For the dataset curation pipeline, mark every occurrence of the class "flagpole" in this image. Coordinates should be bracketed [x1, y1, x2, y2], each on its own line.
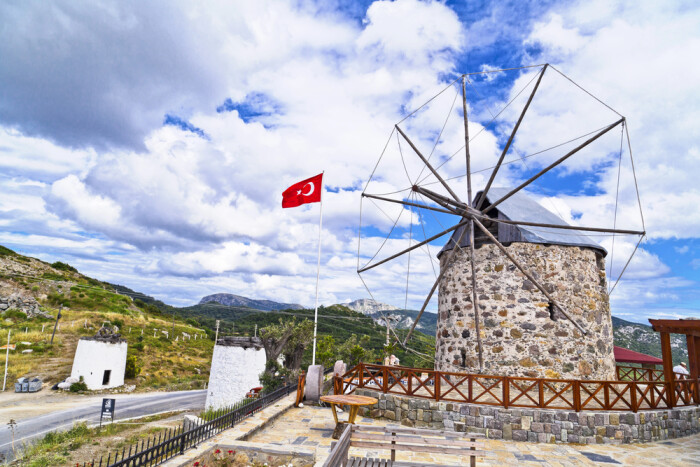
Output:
[311, 172, 324, 366]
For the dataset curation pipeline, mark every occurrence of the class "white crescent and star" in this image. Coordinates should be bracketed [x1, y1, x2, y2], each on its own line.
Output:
[297, 182, 315, 197]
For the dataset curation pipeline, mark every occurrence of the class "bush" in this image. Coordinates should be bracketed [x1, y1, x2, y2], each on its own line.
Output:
[51, 261, 78, 273]
[70, 377, 88, 392]
[0, 245, 15, 256]
[125, 355, 142, 379]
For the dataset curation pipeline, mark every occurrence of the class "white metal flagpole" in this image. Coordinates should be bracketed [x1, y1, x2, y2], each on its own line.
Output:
[311, 172, 324, 366]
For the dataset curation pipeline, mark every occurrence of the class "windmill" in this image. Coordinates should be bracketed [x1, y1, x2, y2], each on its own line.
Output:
[357, 64, 645, 379]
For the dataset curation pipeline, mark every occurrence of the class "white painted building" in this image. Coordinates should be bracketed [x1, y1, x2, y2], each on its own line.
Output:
[205, 337, 266, 410]
[70, 336, 128, 390]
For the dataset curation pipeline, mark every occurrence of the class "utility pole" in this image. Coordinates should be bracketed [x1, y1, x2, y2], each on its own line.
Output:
[215, 320, 220, 344]
[254, 324, 257, 338]
[3, 330, 11, 392]
[50, 305, 62, 345]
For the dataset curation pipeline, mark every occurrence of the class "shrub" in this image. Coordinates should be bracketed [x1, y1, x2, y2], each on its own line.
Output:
[51, 261, 78, 273]
[0, 245, 15, 256]
[70, 377, 88, 392]
[125, 355, 142, 379]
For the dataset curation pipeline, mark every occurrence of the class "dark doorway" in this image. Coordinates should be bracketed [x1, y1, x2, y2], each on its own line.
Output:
[102, 370, 111, 385]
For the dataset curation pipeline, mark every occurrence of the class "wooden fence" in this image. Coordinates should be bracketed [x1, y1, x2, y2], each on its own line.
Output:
[335, 363, 699, 413]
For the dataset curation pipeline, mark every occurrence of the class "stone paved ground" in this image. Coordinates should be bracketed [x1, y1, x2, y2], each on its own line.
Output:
[249, 406, 700, 466]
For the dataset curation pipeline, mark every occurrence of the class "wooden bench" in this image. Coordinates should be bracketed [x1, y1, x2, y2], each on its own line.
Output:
[323, 424, 487, 467]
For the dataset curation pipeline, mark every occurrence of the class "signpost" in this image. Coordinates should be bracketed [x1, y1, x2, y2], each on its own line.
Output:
[100, 398, 116, 427]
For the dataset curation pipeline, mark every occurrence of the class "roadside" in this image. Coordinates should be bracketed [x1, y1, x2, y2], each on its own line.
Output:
[0, 389, 206, 463]
[11, 411, 191, 466]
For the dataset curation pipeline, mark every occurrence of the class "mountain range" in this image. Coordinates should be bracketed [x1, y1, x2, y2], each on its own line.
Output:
[199, 293, 304, 311]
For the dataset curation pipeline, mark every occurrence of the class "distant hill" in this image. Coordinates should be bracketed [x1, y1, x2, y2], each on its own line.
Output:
[344, 299, 438, 336]
[0, 245, 213, 390]
[612, 316, 688, 364]
[199, 293, 304, 311]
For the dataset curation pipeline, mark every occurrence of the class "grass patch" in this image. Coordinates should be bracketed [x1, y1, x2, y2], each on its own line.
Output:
[17, 412, 180, 466]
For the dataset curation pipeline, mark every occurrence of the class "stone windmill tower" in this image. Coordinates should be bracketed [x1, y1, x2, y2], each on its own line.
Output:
[357, 64, 645, 380]
[435, 187, 614, 380]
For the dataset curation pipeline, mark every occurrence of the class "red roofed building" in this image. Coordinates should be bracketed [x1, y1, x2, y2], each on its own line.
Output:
[613, 345, 663, 367]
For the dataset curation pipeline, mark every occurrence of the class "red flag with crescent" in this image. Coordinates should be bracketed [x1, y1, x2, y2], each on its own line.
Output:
[282, 173, 323, 208]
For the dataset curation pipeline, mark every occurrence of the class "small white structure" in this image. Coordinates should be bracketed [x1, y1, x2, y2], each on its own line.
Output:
[205, 336, 266, 410]
[70, 330, 127, 390]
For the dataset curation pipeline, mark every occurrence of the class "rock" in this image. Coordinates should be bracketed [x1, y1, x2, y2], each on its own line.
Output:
[333, 360, 346, 377]
[183, 414, 204, 432]
[57, 382, 71, 390]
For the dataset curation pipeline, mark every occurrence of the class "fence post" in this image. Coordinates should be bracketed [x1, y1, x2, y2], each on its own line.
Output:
[382, 365, 388, 393]
[630, 382, 638, 412]
[538, 379, 544, 408]
[573, 380, 581, 412]
[358, 362, 365, 389]
[435, 370, 440, 402]
[503, 376, 509, 409]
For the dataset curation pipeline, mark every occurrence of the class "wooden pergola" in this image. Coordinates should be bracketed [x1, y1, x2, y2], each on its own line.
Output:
[648, 318, 700, 406]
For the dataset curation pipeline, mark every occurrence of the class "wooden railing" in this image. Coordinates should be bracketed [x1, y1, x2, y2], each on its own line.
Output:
[335, 363, 699, 413]
[616, 365, 665, 382]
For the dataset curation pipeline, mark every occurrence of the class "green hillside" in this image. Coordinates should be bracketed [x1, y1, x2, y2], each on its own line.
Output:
[612, 316, 688, 365]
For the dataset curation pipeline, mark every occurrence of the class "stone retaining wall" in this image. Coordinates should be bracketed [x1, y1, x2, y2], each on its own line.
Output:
[356, 389, 700, 444]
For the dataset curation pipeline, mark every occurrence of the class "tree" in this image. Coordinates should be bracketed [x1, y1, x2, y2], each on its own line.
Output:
[281, 319, 313, 371]
[125, 354, 142, 379]
[337, 334, 375, 366]
[316, 335, 337, 369]
[259, 318, 313, 389]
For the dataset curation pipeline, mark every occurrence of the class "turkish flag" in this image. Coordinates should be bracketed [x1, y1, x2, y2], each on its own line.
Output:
[282, 173, 323, 208]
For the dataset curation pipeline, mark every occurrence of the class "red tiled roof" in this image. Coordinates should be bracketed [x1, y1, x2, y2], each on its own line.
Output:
[613, 345, 663, 364]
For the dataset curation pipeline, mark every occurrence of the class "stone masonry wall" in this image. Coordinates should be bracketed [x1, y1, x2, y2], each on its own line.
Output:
[436, 243, 615, 380]
[356, 389, 700, 444]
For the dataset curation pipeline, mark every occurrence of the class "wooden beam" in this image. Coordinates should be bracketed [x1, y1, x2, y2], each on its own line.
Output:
[686, 335, 699, 404]
[362, 193, 457, 216]
[477, 64, 548, 210]
[480, 216, 645, 236]
[395, 125, 462, 203]
[462, 76, 473, 207]
[468, 219, 484, 372]
[483, 118, 625, 215]
[471, 217, 587, 335]
[357, 219, 470, 273]
[403, 222, 469, 343]
[660, 331, 675, 408]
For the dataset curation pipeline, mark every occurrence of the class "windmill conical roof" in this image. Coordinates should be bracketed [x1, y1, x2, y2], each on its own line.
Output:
[439, 187, 607, 257]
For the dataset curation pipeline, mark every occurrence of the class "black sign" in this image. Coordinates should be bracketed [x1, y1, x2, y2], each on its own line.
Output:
[100, 398, 116, 426]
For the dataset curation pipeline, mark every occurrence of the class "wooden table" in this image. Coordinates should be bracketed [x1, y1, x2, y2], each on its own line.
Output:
[320, 394, 378, 425]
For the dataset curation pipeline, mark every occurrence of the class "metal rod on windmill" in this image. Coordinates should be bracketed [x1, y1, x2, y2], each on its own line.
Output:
[281, 172, 325, 365]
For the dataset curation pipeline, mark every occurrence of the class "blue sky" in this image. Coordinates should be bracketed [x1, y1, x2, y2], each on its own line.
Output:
[0, 0, 699, 324]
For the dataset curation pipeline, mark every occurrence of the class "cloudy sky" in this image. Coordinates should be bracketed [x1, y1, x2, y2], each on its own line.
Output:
[1, 0, 698, 324]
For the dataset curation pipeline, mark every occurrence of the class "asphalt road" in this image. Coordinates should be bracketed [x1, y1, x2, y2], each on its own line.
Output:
[0, 389, 206, 461]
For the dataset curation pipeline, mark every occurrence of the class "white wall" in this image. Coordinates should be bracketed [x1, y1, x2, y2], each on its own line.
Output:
[70, 339, 128, 390]
[205, 345, 266, 410]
